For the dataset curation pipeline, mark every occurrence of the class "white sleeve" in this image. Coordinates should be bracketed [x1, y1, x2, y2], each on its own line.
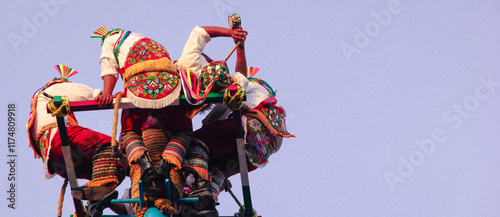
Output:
[176, 26, 211, 78]
[243, 82, 270, 109]
[99, 36, 120, 79]
[233, 72, 249, 90]
[66, 83, 102, 102]
[100, 57, 120, 79]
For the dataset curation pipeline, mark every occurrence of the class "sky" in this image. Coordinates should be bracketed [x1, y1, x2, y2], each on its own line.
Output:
[1, 0, 500, 216]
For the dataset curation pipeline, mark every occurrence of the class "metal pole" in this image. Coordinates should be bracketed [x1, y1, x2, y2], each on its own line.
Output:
[232, 103, 253, 217]
[54, 96, 85, 217]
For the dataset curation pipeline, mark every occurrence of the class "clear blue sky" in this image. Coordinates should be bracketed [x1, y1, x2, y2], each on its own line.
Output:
[2, 1, 500, 216]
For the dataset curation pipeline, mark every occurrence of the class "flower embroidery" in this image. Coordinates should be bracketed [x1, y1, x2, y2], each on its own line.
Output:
[247, 118, 262, 133]
[142, 79, 165, 99]
[125, 38, 170, 65]
[126, 72, 178, 100]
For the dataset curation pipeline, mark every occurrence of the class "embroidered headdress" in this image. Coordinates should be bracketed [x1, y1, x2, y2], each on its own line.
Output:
[91, 25, 132, 66]
[91, 25, 123, 46]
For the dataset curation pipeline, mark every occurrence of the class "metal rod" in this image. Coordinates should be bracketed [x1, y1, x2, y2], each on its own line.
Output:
[54, 96, 85, 217]
[165, 178, 171, 202]
[138, 180, 145, 209]
[232, 106, 254, 216]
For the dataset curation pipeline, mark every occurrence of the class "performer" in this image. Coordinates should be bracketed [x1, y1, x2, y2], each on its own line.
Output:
[91, 26, 193, 192]
[140, 116, 217, 216]
[175, 25, 248, 91]
[26, 65, 127, 217]
[190, 30, 295, 201]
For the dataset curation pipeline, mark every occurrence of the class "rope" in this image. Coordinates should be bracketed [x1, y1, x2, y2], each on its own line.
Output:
[136, 206, 148, 217]
[142, 128, 168, 164]
[46, 95, 71, 117]
[134, 198, 176, 217]
[223, 83, 245, 111]
[111, 92, 123, 155]
[56, 179, 69, 217]
[155, 198, 176, 217]
[73, 204, 90, 217]
[130, 164, 142, 214]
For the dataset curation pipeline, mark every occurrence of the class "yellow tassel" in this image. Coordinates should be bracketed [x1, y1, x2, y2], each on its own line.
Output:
[186, 104, 209, 119]
[122, 58, 178, 83]
[191, 166, 209, 181]
[162, 153, 182, 169]
[82, 179, 118, 189]
[170, 168, 184, 196]
[129, 149, 146, 165]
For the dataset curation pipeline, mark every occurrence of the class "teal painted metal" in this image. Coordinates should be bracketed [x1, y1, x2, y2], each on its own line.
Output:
[165, 179, 172, 202]
[178, 92, 246, 105]
[138, 180, 145, 209]
[61, 90, 258, 216]
[73, 215, 135, 217]
[165, 179, 199, 202]
[144, 207, 166, 217]
[111, 198, 141, 204]
[101, 215, 136, 217]
[242, 186, 254, 216]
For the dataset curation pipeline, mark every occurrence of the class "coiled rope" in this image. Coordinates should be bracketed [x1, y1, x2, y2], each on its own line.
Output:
[223, 83, 245, 111]
[155, 198, 176, 217]
[135, 198, 176, 217]
[111, 92, 123, 154]
[46, 94, 71, 117]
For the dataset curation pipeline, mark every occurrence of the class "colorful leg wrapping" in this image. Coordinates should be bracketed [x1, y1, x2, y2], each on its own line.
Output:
[183, 139, 210, 180]
[162, 131, 192, 168]
[142, 128, 184, 198]
[209, 166, 225, 201]
[122, 131, 146, 164]
[83, 144, 120, 188]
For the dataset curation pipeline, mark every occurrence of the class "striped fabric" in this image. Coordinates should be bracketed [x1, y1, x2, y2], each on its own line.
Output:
[86, 145, 119, 188]
[122, 131, 146, 163]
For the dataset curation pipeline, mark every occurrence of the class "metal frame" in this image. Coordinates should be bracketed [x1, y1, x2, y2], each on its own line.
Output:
[54, 87, 256, 217]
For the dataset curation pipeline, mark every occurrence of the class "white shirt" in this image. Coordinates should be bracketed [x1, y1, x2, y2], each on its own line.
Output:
[175, 26, 212, 78]
[99, 32, 146, 79]
[31, 83, 102, 138]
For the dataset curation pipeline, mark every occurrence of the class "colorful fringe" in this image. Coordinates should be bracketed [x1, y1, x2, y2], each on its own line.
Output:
[122, 38, 177, 82]
[142, 128, 184, 198]
[182, 139, 209, 180]
[27, 79, 66, 158]
[83, 145, 119, 188]
[36, 126, 57, 179]
[120, 38, 180, 109]
[122, 131, 146, 164]
[209, 167, 225, 201]
[162, 132, 192, 168]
